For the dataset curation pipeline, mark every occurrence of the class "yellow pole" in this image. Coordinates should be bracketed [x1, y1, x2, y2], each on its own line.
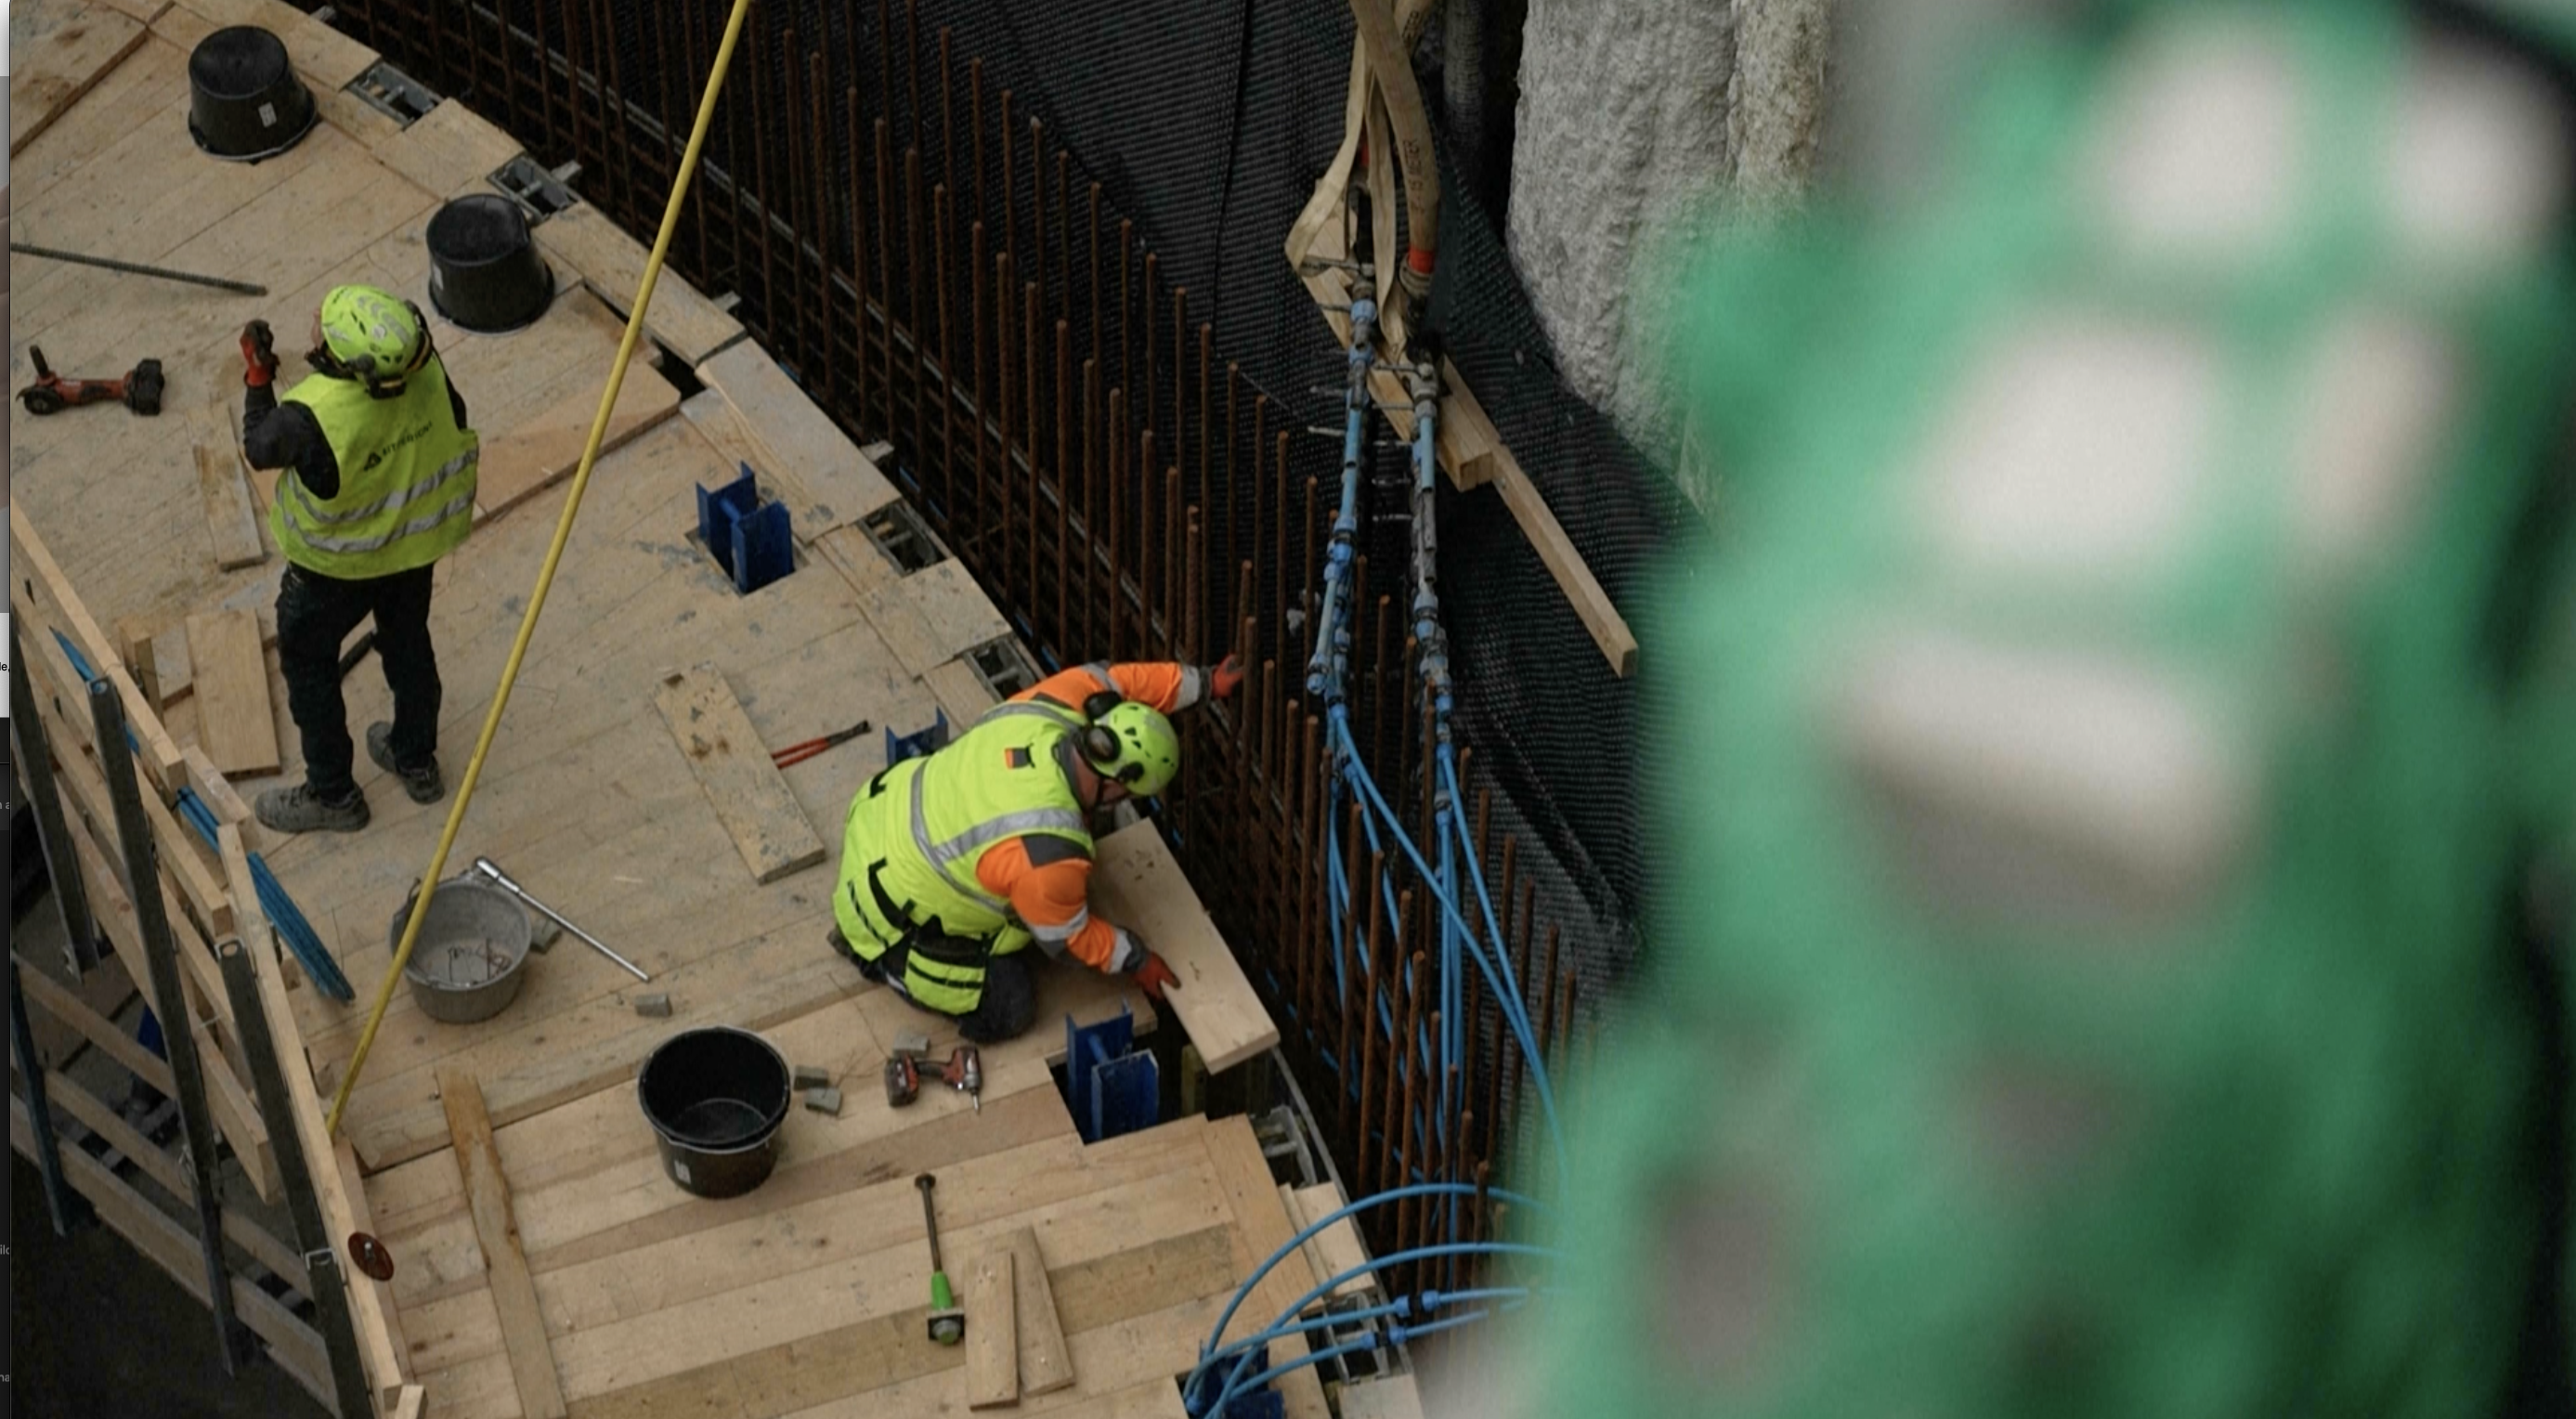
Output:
[326, 0, 760, 1138]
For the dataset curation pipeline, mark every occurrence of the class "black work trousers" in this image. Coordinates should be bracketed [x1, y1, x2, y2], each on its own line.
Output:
[835, 927, 1039, 1043]
[276, 562, 440, 801]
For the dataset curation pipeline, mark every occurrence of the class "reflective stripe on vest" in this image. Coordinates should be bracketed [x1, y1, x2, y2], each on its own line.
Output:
[271, 359, 479, 579]
[831, 709, 1094, 1011]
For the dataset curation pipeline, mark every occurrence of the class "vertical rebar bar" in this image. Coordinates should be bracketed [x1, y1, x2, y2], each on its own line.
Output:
[940, 28, 956, 203]
[1108, 390, 1127, 661]
[935, 185, 956, 523]
[1055, 319, 1073, 656]
[1026, 281, 1043, 625]
[1084, 358, 1101, 655]
[11, 957, 85, 1237]
[1089, 186, 1104, 375]
[1173, 288, 1189, 496]
[996, 249, 1016, 601]
[876, 117, 897, 427]
[1144, 254, 1160, 440]
[1029, 120, 1048, 316]
[12, 638, 98, 971]
[1357, 854, 1387, 1185]
[907, 145, 930, 472]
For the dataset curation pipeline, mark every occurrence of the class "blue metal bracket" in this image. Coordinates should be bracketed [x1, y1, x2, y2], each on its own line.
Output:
[884, 709, 951, 766]
[1064, 1003, 1159, 1144]
[696, 462, 795, 594]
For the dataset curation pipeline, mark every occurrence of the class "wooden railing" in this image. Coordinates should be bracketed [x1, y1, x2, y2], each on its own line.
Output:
[10, 501, 415, 1415]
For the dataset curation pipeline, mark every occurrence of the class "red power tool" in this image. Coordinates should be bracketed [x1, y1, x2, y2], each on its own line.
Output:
[19, 345, 164, 416]
[883, 1045, 982, 1112]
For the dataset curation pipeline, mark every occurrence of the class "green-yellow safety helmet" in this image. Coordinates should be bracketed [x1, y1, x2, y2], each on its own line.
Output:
[1086, 700, 1180, 797]
[316, 283, 432, 389]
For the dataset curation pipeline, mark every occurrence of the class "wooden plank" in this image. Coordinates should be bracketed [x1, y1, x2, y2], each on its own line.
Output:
[225, 823, 415, 1404]
[186, 609, 282, 776]
[391, 1385, 427, 1419]
[9, 1096, 337, 1410]
[196, 444, 268, 570]
[10, 0, 150, 157]
[1198, 1119, 1331, 1419]
[558, 1225, 1235, 1419]
[966, 1247, 1021, 1409]
[471, 360, 684, 524]
[12, 503, 189, 801]
[535, 202, 744, 365]
[119, 617, 164, 710]
[696, 340, 902, 538]
[42, 1064, 306, 1284]
[904, 559, 1011, 666]
[652, 664, 828, 884]
[371, 98, 522, 199]
[1009, 1225, 1077, 1397]
[438, 1065, 571, 1419]
[1088, 823, 1279, 1074]
[18, 948, 177, 1095]
[1490, 461, 1640, 678]
[927, 657, 1003, 728]
[1285, 1182, 1373, 1299]
[1338, 1376, 1429, 1419]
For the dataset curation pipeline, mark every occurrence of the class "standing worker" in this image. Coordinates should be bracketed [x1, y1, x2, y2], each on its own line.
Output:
[830, 656, 1244, 1041]
[239, 284, 479, 834]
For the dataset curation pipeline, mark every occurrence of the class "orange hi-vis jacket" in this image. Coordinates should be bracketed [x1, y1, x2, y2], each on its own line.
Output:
[969, 661, 1209, 973]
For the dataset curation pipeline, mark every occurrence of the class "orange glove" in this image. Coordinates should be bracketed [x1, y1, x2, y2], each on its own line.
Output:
[1210, 655, 1245, 700]
[1132, 950, 1181, 1001]
[241, 320, 279, 388]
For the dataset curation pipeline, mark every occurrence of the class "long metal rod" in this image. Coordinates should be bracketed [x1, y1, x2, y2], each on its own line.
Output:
[11, 956, 87, 1237]
[7, 241, 267, 295]
[216, 938, 378, 1419]
[11, 625, 100, 972]
[90, 678, 250, 1373]
[471, 857, 651, 981]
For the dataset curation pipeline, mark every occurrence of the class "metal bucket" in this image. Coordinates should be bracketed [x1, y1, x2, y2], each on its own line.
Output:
[187, 27, 317, 163]
[637, 1026, 792, 1199]
[391, 879, 532, 1025]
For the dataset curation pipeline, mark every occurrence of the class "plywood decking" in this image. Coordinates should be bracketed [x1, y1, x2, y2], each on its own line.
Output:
[11, 6, 1319, 1413]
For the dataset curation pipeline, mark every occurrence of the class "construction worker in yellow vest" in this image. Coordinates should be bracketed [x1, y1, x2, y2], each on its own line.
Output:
[238, 284, 479, 835]
[830, 657, 1244, 1041]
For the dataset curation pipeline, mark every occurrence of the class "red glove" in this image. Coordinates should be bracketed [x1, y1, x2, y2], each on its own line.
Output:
[1132, 950, 1181, 1001]
[241, 320, 279, 389]
[1209, 655, 1245, 700]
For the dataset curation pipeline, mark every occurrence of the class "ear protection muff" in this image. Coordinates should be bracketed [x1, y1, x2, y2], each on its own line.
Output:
[1079, 690, 1137, 780]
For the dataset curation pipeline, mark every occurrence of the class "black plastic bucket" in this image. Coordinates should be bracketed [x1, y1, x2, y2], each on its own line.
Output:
[426, 195, 556, 333]
[637, 1026, 791, 1199]
[188, 28, 317, 162]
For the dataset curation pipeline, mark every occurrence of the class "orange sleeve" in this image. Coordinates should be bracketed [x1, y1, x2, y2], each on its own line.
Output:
[1013, 661, 1204, 716]
[975, 838, 1140, 974]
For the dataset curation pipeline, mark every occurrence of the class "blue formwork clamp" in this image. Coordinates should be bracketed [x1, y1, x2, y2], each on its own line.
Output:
[696, 463, 760, 576]
[1064, 1002, 1158, 1143]
[884, 709, 951, 766]
[696, 462, 796, 594]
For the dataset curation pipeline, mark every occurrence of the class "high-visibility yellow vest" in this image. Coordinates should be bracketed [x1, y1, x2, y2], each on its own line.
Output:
[833, 700, 1095, 1014]
[271, 359, 478, 579]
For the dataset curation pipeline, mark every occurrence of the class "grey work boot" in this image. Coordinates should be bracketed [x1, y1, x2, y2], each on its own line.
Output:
[367, 722, 445, 804]
[254, 783, 371, 835]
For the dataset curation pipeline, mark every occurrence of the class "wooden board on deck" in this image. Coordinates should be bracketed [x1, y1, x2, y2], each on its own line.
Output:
[536, 202, 743, 365]
[1009, 1224, 1077, 1396]
[371, 98, 521, 199]
[184, 609, 280, 776]
[697, 340, 902, 539]
[1089, 822, 1278, 1074]
[653, 664, 828, 884]
[439, 1065, 571, 1419]
[965, 1247, 1020, 1409]
[1284, 1182, 1373, 1299]
[195, 443, 267, 569]
[10, 0, 150, 157]
[473, 360, 683, 523]
[904, 558, 1011, 666]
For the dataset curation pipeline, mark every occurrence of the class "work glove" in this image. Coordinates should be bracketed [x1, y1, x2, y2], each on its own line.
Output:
[1209, 654, 1245, 700]
[1132, 950, 1181, 1002]
[241, 319, 279, 389]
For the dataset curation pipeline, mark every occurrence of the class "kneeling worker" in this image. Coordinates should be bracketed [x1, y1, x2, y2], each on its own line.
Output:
[831, 656, 1243, 1041]
[239, 285, 478, 835]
